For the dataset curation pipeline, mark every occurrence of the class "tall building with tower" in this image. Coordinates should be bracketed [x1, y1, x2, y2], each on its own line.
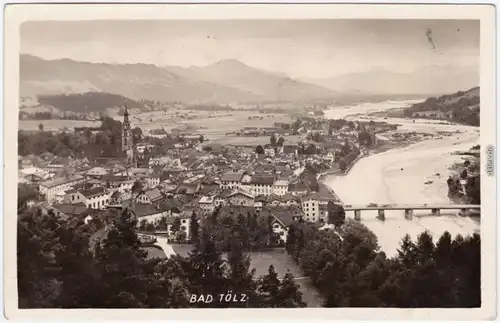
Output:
[121, 106, 136, 166]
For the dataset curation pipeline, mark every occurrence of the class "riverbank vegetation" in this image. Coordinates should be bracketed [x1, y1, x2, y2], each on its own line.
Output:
[402, 87, 480, 126]
[18, 208, 306, 308]
[285, 218, 480, 307]
[447, 146, 481, 205]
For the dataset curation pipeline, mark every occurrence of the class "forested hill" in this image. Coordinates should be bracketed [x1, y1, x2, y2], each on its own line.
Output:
[403, 87, 480, 126]
[35, 92, 145, 113]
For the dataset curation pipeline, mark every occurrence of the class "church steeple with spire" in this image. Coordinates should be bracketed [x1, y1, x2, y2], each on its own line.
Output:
[121, 105, 136, 166]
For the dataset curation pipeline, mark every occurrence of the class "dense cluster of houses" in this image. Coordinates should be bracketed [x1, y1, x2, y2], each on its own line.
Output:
[18, 144, 338, 244]
[19, 112, 386, 246]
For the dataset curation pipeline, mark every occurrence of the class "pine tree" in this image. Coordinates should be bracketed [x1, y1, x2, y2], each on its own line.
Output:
[226, 234, 258, 307]
[277, 272, 306, 307]
[258, 265, 281, 307]
[189, 212, 199, 244]
[285, 224, 296, 255]
[185, 229, 228, 307]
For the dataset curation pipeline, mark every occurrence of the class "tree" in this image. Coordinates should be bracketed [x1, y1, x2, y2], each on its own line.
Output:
[270, 134, 277, 147]
[226, 234, 257, 306]
[277, 272, 306, 308]
[38, 123, 44, 132]
[339, 158, 348, 172]
[198, 135, 204, 143]
[132, 127, 143, 144]
[171, 217, 182, 234]
[285, 225, 296, 255]
[91, 210, 152, 307]
[258, 265, 281, 306]
[255, 145, 265, 155]
[460, 168, 468, 179]
[183, 230, 228, 307]
[327, 201, 346, 228]
[189, 212, 200, 244]
[358, 131, 372, 146]
[277, 137, 285, 146]
[466, 175, 480, 204]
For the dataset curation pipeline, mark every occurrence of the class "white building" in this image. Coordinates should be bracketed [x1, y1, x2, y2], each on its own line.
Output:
[246, 174, 275, 196]
[301, 194, 330, 222]
[272, 179, 289, 196]
[198, 196, 215, 214]
[81, 187, 110, 209]
[219, 171, 244, 190]
[227, 190, 255, 207]
[39, 175, 85, 204]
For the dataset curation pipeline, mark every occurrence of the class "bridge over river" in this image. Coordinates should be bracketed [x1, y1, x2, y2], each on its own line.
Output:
[343, 204, 481, 221]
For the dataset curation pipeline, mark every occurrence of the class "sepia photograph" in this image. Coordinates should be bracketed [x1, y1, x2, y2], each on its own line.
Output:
[4, 3, 497, 321]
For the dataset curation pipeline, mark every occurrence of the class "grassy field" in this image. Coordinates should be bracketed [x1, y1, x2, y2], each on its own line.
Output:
[19, 110, 301, 149]
[122, 110, 294, 139]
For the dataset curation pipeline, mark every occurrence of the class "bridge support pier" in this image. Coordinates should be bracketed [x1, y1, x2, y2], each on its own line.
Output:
[377, 209, 385, 221]
[354, 210, 361, 221]
[431, 208, 440, 216]
[404, 209, 413, 220]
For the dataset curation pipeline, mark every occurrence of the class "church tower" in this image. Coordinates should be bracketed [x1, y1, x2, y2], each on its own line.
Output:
[121, 105, 136, 166]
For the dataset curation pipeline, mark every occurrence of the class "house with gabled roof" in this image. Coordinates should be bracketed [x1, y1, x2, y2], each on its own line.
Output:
[219, 171, 245, 190]
[80, 186, 110, 209]
[227, 189, 255, 207]
[135, 187, 165, 205]
[39, 174, 85, 204]
[52, 202, 96, 219]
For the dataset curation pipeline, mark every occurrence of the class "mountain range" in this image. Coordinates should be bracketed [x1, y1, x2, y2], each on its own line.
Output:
[307, 66, 479, 97]
[20, 54, 479, 106]
[20, 54, 335, 104]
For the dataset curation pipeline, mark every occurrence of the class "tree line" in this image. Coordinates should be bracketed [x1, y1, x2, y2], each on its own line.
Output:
[18, 117, 144, 159]
[18, 208, 306, 308]
[285, 217, 481, 307]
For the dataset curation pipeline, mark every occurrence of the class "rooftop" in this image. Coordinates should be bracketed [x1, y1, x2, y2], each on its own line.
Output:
[40, 174, 84, 189]
[250, 174, 275, 185]
[141, 188, 164, 203]
[220, 171, 245, 183]
[52, 203, 95, 217]
[80, 186, 107, 198]
[274, 179, 289, 186]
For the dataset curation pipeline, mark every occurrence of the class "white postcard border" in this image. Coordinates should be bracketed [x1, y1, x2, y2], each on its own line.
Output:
[3, 3, 497, 321]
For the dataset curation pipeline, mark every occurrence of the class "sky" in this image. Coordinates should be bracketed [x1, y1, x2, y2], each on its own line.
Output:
[20, 19, 479, 79]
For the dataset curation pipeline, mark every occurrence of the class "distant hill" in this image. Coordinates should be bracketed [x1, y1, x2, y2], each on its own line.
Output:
[403, 87, 480, 126]
[36, 92, 145, 113]
[164, 59, 336, 103]
[20, 54, 337, 104]
[307, 66, 479, 97]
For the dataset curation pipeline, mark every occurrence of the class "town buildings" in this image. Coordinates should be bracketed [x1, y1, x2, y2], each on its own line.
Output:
[39, 174, 86, 204]
[23, 107, 358, 248]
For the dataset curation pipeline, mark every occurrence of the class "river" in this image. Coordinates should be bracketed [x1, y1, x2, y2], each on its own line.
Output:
[323, 100, 480, 257]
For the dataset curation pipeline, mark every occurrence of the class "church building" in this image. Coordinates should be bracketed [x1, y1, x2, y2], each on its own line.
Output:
[122, 106, 137, 166]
